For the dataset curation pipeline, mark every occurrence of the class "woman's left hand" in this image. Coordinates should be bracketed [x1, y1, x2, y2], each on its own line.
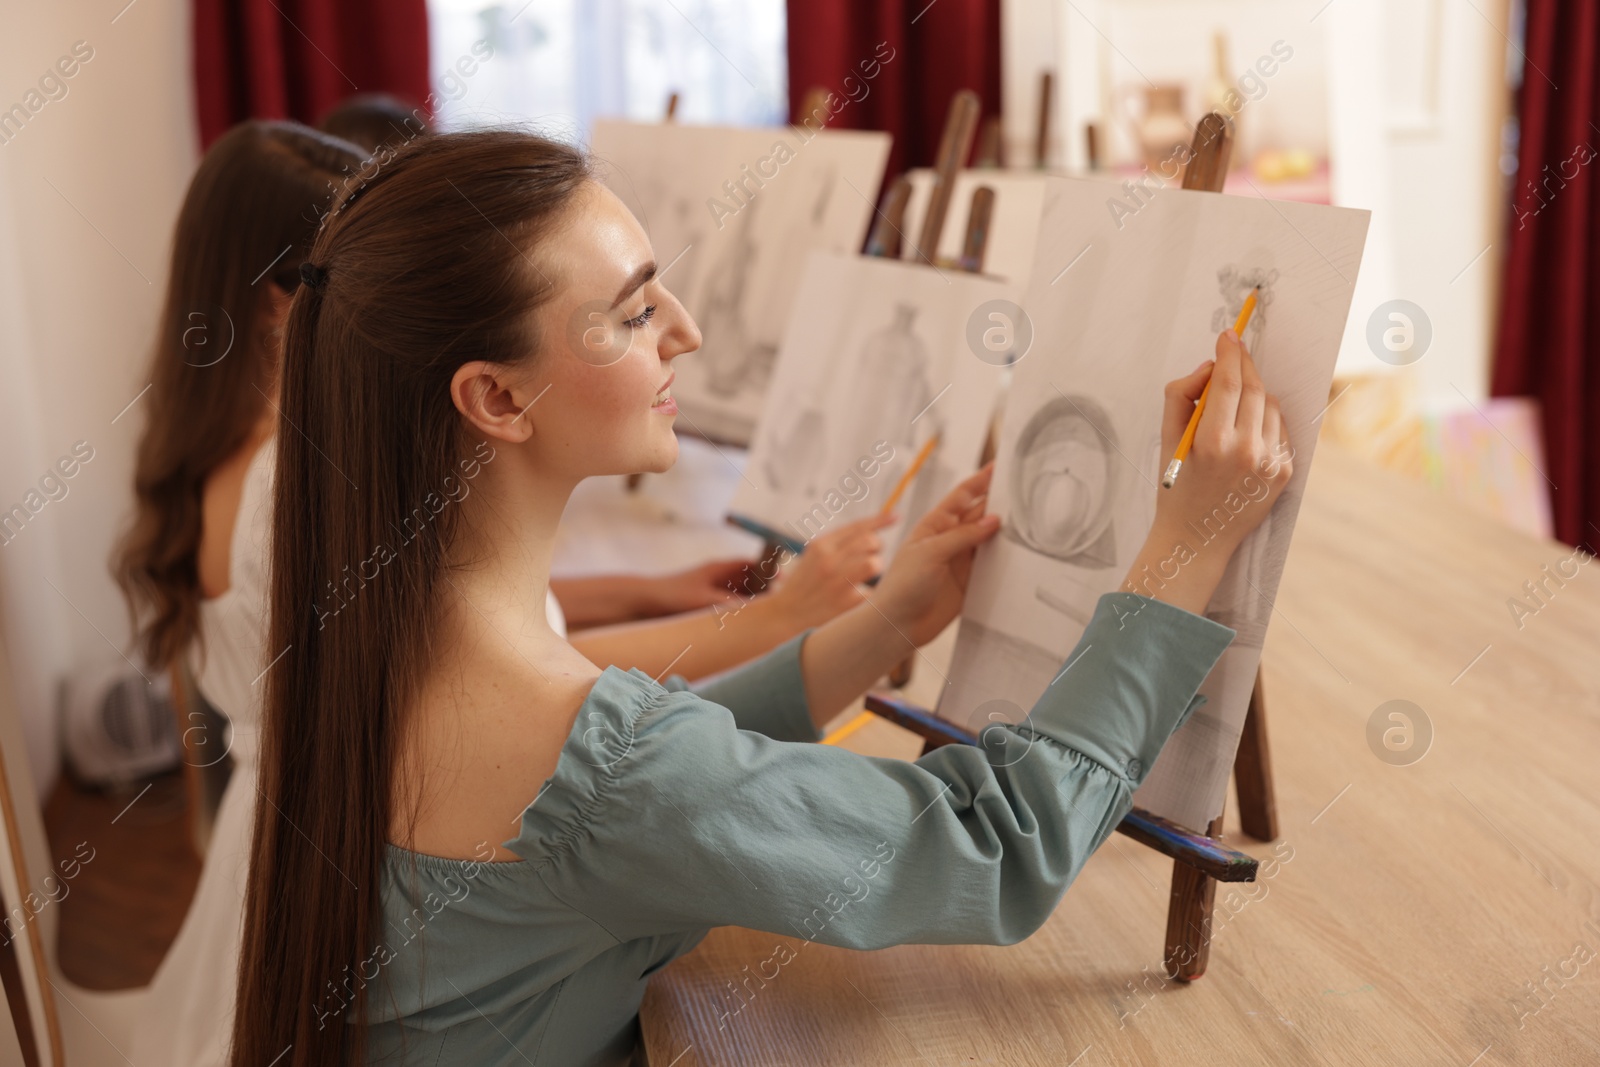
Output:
[871, 464, 1001, 646]
[768, 513, 894, 628]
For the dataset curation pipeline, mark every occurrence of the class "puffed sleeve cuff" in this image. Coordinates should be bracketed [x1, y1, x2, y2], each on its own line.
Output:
[665, 630, 821, 743]
[1024, 592, 1234, 788]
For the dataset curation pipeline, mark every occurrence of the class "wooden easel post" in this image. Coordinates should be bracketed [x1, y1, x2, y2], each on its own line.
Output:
[1162, 110, 1279, 980]
[911, 90, 981, 267]
[885, 91, 985, 688]
[864, 175, 913, 259]
[1034, 71, 1053, 169]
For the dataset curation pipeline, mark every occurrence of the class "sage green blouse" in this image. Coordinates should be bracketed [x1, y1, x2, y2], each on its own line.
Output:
[365, 592, 1234, 1065]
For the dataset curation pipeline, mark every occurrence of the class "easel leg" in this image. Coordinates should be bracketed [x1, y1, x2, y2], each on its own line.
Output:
[888, 657, 914, 689]
[1232, 665, 1279, 842]
[1164, 816, 1224, 981]
[1166, 664, 1276, 977]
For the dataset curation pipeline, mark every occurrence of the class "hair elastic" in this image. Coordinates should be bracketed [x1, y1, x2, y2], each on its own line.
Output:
[299, 261, 329, 290]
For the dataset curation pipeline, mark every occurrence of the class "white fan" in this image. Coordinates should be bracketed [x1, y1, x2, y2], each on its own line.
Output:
[59, 652, 179, 786]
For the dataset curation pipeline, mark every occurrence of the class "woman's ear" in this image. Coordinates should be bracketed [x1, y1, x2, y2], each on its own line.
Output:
[450, 361, 545, 444]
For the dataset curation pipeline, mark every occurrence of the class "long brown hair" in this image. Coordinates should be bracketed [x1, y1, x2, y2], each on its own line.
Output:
[232, 132, 592, 1066]
[113, 121, 362, 668]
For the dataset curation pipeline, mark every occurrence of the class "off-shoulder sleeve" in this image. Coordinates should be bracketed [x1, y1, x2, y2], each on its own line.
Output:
[517, 593, 1233, 951]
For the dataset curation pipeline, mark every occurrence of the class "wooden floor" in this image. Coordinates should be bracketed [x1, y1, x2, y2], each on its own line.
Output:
[641, 443, 1600, 1065]
[41, 770, 199, 990]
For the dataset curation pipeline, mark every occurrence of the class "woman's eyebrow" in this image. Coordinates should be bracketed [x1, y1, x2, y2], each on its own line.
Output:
[610, 263, 657, 308]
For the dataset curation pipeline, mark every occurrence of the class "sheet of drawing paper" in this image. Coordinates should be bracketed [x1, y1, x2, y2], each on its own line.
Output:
[941, 176, 1369, 832]
[590, 121, 891, 445]
[729, 251, 1014, 553]
[901, 170, 1048, 288]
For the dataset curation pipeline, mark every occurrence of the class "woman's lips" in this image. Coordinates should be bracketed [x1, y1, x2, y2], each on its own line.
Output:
[652, 373, 676, 412]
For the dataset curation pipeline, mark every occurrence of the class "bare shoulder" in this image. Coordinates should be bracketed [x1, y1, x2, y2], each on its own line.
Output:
[198, 433, 272, 599]
[393, 639, 604, 862]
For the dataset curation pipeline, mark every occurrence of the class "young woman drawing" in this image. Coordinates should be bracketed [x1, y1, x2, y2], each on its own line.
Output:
[232, 130, 1291, 1066]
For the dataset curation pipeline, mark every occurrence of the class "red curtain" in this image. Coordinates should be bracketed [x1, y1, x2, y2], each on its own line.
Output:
[1492, 0, 1600, 551]
[785, 0, 1002, 180]
[193, 0, 432, 148]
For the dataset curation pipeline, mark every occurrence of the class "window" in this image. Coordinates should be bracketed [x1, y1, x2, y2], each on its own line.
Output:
[427, 0, 788, 140]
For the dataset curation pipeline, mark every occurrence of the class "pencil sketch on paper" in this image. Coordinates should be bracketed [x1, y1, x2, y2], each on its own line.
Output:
[729, 251, 1013, 556]
[940, 176, 1369, 833]
[1211, 264, 1279, 351]
[764, 299, 935, 500]
[589, 121, 890, 445]
[1004, 394, 1124, 568]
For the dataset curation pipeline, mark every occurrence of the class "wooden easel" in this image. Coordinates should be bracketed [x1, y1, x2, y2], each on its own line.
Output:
[862, 112, 1279, 981]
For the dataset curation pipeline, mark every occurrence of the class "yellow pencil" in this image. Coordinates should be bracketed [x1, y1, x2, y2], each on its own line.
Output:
[1161, 287, 1259, 489]
[881, 435, 940, 515]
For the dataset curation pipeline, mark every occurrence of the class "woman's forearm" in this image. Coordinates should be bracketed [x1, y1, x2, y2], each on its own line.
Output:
[1118, 522, 1230, 616]
[794, 527, 1230, 730]
[568, 592, 801, 681]
[796, 596, 909, 727]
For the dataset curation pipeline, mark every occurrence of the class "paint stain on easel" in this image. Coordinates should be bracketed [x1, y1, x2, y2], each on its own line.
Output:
[1322, 983, 1375, 996]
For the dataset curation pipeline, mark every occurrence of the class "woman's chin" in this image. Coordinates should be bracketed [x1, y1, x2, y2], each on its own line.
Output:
[643, 433, 679, 474]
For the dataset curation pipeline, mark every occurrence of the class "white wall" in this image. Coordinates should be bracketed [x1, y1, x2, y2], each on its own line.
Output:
[1005, 0, 1331, 171]
[0, 0, 197, 796]
[1002, 0, 1510, 405]
[1335, 0, 1510, 407]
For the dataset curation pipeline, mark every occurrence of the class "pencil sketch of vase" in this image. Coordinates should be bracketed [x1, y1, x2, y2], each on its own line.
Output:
[623, 172, 703, 300]
[699, 197, 763, 398]
[762, 406, 829, 496]
[1004, 395, 1121, 568]
[741, 166, 841, 404]
[841, 302, 935, 507]
[1211, 264, 1278, 350]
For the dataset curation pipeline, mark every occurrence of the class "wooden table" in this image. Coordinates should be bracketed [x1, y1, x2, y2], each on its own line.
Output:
[642, 443, 1600, 1065]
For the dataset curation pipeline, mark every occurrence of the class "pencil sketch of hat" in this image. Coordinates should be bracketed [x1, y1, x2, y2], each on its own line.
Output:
[1004, 394, 1121, 568]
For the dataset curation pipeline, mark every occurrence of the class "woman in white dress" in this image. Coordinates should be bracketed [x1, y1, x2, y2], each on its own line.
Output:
[113, 119, 884, 1066]
[113, 120, 368, 1066]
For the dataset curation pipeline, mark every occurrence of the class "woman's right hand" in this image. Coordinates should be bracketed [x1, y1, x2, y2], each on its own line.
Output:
[1123, 329, 1294, 613]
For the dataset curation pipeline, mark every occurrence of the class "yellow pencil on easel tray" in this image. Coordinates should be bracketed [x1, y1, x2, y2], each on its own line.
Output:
[1162, 287, 1258, 489]
[880, 435, 940, 516]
